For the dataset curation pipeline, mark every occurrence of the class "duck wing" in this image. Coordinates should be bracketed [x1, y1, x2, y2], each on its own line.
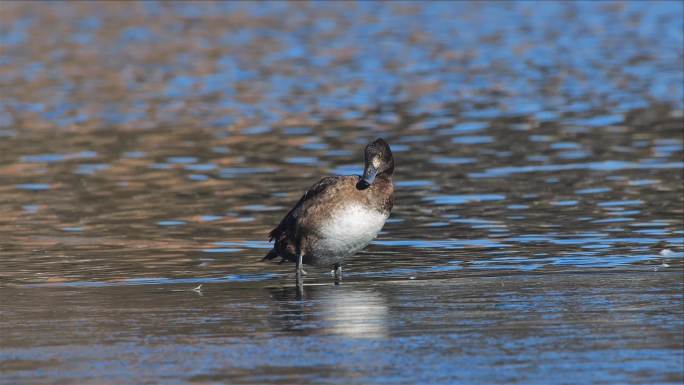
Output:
[265, 176, 342, 260]
[269, 176, 341, 240]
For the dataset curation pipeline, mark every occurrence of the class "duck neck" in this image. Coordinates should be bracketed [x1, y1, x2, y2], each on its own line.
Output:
[376, 172, 392, 182]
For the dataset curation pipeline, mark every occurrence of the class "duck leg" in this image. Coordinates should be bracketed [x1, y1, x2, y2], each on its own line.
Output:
[333, 263, 342, 284]
[295, 270, 304, 299]
[295, 252, 307, 283]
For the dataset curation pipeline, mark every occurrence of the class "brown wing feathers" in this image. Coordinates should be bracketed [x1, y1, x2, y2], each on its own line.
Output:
[263, 176, 340, 261]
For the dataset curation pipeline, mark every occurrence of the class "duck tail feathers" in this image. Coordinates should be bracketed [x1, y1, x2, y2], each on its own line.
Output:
[262, 249, 279, 262]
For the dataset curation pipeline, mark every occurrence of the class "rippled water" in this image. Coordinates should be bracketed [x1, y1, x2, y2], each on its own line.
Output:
[1, 1, 683, 384]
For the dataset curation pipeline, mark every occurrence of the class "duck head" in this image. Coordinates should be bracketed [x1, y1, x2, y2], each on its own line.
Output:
[357, 138, 394, 190]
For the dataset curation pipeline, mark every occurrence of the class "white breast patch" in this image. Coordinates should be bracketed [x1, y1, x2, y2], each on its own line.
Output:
[316, 204, 388, 258]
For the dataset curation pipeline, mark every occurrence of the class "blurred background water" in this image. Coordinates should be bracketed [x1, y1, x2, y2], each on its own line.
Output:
[0, 1, 682, 384]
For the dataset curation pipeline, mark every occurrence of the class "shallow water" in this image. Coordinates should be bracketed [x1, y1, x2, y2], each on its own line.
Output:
[1, 1, 683, 384]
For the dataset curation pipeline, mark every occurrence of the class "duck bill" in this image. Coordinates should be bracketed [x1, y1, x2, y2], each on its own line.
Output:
[359, 165, 378, 187]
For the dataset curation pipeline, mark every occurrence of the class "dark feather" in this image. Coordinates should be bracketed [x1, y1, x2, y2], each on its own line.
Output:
[265, 176, 341, 262]
[262, 248, 279, 261]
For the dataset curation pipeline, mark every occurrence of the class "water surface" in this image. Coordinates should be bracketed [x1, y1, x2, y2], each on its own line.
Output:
[0, 1, 683, 384]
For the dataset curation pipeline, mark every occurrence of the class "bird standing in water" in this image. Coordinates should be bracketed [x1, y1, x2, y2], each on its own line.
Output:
[263, 138, 394, 283]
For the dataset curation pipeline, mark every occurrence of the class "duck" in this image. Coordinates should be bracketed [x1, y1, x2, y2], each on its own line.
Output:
[263, 138, 394, 282]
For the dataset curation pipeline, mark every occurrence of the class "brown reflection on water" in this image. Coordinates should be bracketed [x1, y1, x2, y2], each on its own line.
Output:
[0, 106, 682, 285]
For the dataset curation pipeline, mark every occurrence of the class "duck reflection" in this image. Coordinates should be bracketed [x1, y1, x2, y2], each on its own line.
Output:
[267, 284, 389, 339]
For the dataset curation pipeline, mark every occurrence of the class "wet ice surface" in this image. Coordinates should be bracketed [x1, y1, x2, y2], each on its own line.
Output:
[3, 273, 683, 385]
[1, 2, 683, 385]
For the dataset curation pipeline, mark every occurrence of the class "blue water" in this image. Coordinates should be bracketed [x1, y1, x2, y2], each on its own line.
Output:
[0, 1, 682, 385]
